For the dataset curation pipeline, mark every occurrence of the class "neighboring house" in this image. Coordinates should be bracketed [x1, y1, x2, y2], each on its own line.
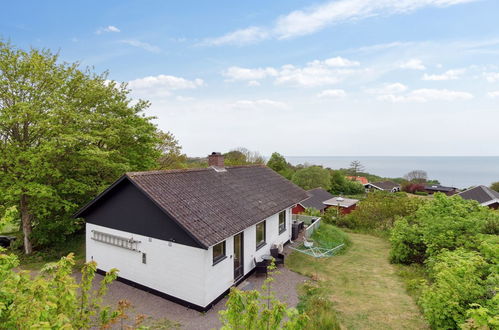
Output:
[323, 196, 359, 215]
[346, 176, 369, 185]
[424, 184, 458, 196]
[292, 188, 334, 214]
[364, 181, 401, 193]
[74, 152, 308, 311]
[458, 185, 499, 209]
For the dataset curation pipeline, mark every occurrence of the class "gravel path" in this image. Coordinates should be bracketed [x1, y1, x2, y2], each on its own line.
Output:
[96, 266, 307, 329]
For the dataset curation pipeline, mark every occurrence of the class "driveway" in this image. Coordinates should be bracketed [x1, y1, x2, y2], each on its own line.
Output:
[97, 266, 307, 329]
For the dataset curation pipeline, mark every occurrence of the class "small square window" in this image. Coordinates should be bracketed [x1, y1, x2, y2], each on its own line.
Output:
[142, 252, 147, 264]
[212, 241, 226, 265]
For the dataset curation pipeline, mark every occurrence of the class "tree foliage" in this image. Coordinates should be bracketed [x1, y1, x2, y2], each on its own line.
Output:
[0, 249, 139, 328]
[329, 171, 365, 195]
[0, 42, 160, 253]
[404, 170, 428, 183]
[490, 182, 499, 193]
[389, 194, 499, 328]
[348, 160, 365, 177]
[338, 191, 424, 231]
[157, 131, 187, 169]
[291, 166, 331, 191]
[219, 262, 308, 329]
[267, 152, 294, 179]
[224, 147, 265, 166]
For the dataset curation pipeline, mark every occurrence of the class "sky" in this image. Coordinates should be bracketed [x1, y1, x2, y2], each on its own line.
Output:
[1, 0, 499, 157]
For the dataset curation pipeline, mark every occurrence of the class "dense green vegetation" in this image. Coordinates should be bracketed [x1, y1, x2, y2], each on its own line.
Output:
[309, 223, 351, 251]
[335, 191, 424, 232]
[0, 42, 161, 254]
[389, 194, 499, 329]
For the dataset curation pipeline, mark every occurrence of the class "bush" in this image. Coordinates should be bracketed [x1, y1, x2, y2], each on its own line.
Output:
[340, 191, 424, 231]
[310, 224, 351, 251]
[292, 166, 331, 191]
[414, 191, 428, 196]
[419, 249, 489, 329]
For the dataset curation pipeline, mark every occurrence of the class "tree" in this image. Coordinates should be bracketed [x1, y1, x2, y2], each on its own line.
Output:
[267, 152, 295, 179]
[490, 182, 499, 192]
[0, 42, 160, 253]
[348, 160, 365, 177]
[157, 131, 187, 169]
[223, 147, 265, 166]
[291, 166, 331, 191]
[404, 170, 428, 183]
[329, 171, 364, 195]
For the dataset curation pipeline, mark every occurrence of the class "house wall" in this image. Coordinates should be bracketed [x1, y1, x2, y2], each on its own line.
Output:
[86, 223, 207, 307]
[292, 204, 305, 214]
[86, 207, 293, 309]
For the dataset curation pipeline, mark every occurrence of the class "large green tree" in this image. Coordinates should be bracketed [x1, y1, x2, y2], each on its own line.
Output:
[0, 42, 160, 254]
[291, 166, 331, 191]
[267, 152, 294, 179]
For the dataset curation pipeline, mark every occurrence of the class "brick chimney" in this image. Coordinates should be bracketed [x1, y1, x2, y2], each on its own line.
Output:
[208, 152, 224, 167]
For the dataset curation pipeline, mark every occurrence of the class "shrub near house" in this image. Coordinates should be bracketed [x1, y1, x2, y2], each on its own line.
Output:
[390, 194, 499, 329]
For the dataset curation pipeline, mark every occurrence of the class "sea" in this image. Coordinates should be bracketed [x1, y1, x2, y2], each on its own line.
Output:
[285, 156, 499, 189]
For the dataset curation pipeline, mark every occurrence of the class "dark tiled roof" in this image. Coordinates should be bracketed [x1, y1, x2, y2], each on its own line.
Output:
[458, 185, 499, 205]
[300, 188, 334, 211]
[424, 185, 457, 192]
[369, 181, 400, 191]
[126, 165, 308, 247]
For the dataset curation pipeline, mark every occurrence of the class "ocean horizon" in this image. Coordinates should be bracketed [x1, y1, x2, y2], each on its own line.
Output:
[285, 156, 499, 189]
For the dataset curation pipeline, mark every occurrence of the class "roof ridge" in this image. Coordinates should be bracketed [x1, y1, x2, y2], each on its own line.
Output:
[480, 185, 498, 201]
[126, 164, 267, 177]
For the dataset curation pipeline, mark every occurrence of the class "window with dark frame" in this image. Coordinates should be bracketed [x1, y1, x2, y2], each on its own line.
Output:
[278, 210, 286, 234]
[212, 241, 226, 265]
[255, 221, 266, 250]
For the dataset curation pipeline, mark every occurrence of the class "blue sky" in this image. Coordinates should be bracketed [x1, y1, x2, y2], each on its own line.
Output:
[2, 0, 499, 156]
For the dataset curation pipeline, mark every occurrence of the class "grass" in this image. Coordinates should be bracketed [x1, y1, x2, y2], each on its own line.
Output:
[287, 232, 428, 329]
[309, 224, 352, 251]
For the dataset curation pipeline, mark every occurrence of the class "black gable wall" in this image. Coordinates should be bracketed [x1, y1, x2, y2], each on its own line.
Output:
[81, 179, 203, 249]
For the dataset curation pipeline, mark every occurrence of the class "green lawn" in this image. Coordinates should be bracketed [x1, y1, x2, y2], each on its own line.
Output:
[287, 232, 428, 329]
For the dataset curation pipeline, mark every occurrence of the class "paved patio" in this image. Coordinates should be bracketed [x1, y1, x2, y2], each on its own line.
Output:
[97, 266, 307, 329]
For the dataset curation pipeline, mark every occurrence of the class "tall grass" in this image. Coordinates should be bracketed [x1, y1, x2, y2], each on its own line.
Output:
[297, 281, 341, 330]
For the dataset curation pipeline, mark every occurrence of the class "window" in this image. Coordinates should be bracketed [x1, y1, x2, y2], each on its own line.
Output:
[256, 221, 266, 250]
[278, 210, 286, 234]
[142, 253, 147, 264]
[212, 241, 226, 265]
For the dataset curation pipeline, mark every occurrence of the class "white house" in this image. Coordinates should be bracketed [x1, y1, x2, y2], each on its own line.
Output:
[75, 152, 308, 311]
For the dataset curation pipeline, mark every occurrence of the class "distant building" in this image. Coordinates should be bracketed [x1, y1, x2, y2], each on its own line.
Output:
[346, 176, 369, 185]
[458, 185, 499, 209]
[323, 196, 359, 215]
[424, 184, 458, 196]
[292, 188, 334, 214]
[364, 181, 401, 193]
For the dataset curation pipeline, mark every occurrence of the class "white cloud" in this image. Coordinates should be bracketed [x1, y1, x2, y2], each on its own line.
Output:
[324, 56, 360, 67]
[223, 66, 278, 81]
[247, 80, 261, 87]
[96, 25, 121, 34]
[224, 56, 361, 87]
[487, 90, 499, 98]
[205, 0, 478, 45]
[378, 88, 473, 103]
[368, 82, 408, 94]
[422, 69, 465, 80]
[317, 89, 347, 98]
[483, 72, 499, 83]
[230, 99, 288, 109]
[204, 27, 269, 46]
[119, 39, 160, 53]
[399, 59, 426, 70]
[128, 75, 203, 98]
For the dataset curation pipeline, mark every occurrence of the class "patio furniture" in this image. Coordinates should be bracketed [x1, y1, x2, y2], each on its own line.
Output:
[270, 247, 284, 266]
[253, 257, 268, 276]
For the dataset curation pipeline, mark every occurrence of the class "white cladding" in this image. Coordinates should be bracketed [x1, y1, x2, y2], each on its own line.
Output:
[86, 207, 292, 308]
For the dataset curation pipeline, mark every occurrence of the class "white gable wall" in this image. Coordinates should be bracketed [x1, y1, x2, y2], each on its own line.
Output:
[86, 207, 293, 308]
